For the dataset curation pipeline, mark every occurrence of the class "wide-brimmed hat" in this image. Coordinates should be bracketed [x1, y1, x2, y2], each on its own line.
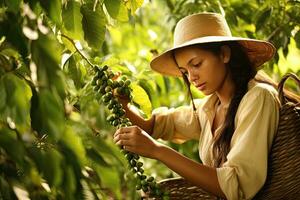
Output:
[150, 12, 276, 77]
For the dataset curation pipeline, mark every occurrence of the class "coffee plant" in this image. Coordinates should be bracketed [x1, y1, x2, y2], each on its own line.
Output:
[90, 63, 169, 199]
[1, 0, 299, 199]
[61, 31, 169, 198]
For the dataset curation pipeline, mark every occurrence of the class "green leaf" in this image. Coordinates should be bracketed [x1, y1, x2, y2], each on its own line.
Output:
[94, 165, 121, 199]
[81, 3, 106, 49]
[31, 148, 63, 187]
[130, 82, 152, 118]
[31, 34, 65, 98]
[155, 74, 167, 94]
[104, 0, 129, 21]
[104, 0, 121, 19]
[0, 176, 16, 199]
[0, 13, 28, 59]
[62, 1, 84, 40]
[0, 78, 6, 112]
[89, 137, 127, 167]
[1, 74, 32, 132]
[86, 148, 109, 167]
[39, 0, 62, 25]
[256, 8, 272, 31]
[295, 31, 300, 49]
[64, 55, 86, 89]
[5, 0, 21, 14]
[124, 0, 144, 14]
[138, 79, 159, 108]
[30, 89, 65, 140]
[0, 128, 25, 165]
[61, 126, 86, 166]
[62, 165, 76, 199]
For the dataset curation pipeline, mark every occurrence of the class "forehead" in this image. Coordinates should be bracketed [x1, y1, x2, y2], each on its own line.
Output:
[174, 46, 211, 68]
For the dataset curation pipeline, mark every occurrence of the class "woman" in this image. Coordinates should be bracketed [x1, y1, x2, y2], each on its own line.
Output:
[113, 13, 280, 200]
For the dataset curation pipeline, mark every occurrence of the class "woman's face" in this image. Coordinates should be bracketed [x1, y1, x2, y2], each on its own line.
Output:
[174, 45, 231, 95]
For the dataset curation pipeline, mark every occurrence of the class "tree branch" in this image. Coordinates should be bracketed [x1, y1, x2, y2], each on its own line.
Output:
[60, 34, 94, 67]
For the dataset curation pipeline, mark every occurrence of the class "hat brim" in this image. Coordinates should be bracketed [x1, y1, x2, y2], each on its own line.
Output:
[150, 36, 276, 77]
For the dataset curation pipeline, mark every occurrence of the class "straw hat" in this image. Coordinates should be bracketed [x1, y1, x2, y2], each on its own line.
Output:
[150, 12, 276, 77]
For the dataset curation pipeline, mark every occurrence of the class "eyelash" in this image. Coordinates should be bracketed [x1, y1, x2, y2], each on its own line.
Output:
[192, 62, 202, 67]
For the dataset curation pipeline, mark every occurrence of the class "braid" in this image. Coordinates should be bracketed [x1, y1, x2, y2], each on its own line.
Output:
[212, 42, 256, 167]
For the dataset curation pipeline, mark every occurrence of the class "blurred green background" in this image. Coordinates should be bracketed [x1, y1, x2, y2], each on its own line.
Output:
[0, 0, 299, 199]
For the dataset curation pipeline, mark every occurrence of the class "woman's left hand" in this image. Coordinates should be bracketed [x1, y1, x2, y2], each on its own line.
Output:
[113, 125, 161, 159]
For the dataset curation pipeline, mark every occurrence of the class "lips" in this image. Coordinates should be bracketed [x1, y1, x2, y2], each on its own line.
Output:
[195, 82, 206, 90]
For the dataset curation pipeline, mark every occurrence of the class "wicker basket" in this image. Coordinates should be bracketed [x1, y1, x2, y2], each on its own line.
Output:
[144, 73, 300, 200]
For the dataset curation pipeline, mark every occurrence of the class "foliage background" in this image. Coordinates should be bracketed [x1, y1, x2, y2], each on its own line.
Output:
[0, 0, 299, 199]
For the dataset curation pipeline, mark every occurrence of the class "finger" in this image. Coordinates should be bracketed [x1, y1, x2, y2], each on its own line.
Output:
[116, 140, 132, 147]
[114, 127, 130, 138]
[113, 133, 130, 143]
[119, 126, 139, 133]
[123, 145, 134, 152]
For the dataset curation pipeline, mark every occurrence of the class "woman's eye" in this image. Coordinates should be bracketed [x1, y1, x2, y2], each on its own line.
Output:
[192, 62, 202, 67]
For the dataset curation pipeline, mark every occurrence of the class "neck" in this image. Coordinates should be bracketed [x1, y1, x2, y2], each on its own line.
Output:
[216, 73, 235, 107]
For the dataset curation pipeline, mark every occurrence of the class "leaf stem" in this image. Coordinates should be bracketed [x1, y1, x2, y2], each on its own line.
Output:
[60, 34, 94, 67]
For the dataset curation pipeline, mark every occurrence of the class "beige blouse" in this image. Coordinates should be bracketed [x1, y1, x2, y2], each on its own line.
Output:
[151, 80, 280, 200]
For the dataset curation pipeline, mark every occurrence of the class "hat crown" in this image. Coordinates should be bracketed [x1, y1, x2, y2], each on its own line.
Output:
[173, 13, 232, 46]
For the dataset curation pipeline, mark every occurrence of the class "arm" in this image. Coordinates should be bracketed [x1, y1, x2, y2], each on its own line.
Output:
[119, 97, 155, 135]
[114, 126, 226, 198]
[155, 144, 226, 198]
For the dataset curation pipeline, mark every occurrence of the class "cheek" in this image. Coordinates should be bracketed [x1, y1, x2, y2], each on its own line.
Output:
[206, 63, 227, 87]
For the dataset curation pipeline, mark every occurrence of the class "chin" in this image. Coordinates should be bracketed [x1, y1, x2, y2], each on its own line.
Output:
[201, 89, 213, 96]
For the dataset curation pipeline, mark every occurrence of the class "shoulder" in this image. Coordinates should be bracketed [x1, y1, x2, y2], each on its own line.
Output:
[243, 80, 279, 104]
[236, 80, 280, 118]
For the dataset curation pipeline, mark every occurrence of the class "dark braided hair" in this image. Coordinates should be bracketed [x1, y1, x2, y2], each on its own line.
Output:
[180, 41, 256, 167]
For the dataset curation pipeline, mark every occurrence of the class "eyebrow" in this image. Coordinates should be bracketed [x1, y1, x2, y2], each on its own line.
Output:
[179, 57, 196, 69]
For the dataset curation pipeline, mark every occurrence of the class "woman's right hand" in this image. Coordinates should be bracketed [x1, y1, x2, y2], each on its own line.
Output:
[113, 125, 162, 159]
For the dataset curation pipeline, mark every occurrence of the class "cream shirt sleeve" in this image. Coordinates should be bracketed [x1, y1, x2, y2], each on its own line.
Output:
[151, 100, 203, 144]
[216, 85, 280, 200]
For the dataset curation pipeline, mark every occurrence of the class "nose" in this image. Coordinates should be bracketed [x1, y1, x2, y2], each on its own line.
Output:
[188, 68, 199, 83]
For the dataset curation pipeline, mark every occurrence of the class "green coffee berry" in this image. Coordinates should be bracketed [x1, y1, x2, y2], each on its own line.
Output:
[147, 176, 154, 182]
[100, 85, 106, 94]
[137, 162, 143, 168]
[106, 114, 115, 122]
[108, 103, 114, 110]
[91, 77, 97, 86]
[93, 85, 100, 92]
[107, 79, 113, 86]
[112, 119, 119, 126]
[105, 86, 112, 93]
[133, 154, 140, 160]
[136, 183, 142, 190]
[125, 79, 131, 86]
[96, 79, 102, 86]
[121, 76, 127, 81]
[140, 174, 147, 180]
[138, 167, 144, 174]
[125, 153, 133, 160]
[142, 185, 149, 192]
[102, 65, 108, 71]
[97, 71, 104, 78]
[130, 159, 137, 167]
[118, 80, 125, 87]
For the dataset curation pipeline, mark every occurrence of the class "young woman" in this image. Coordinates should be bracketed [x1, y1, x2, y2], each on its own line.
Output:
[113, 13, 281, 200]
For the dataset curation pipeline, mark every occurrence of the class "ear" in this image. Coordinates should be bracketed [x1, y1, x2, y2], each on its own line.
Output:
[220, 45, 231, 64]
